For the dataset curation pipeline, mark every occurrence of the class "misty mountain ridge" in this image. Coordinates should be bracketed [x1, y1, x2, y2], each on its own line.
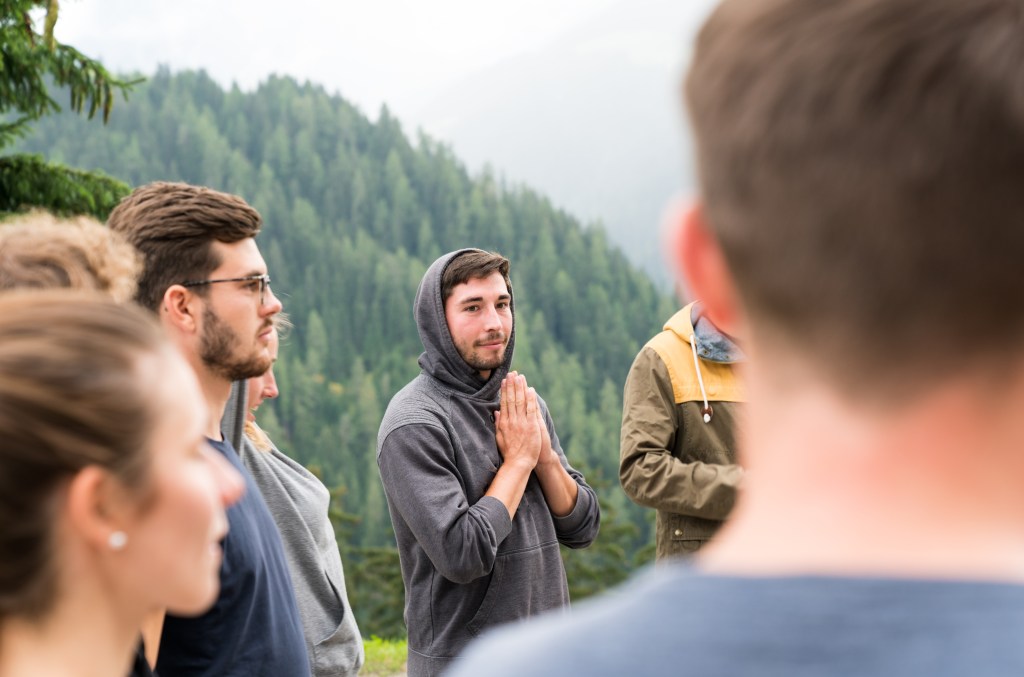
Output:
[414, 0, 718, 288]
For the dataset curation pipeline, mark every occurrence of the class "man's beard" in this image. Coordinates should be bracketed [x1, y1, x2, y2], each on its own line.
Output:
[460, 332, 507, 372]
[199, 306, 271, 382]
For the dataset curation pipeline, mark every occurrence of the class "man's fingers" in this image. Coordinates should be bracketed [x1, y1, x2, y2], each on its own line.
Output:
[501, 374, 512, 413]
[500, 372, 538, 420]
[525, 386, 537, 416]
[515, 374, 529, 414]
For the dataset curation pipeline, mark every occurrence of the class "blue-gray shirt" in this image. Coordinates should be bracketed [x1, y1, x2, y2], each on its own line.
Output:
[450, 563, 1024, 676]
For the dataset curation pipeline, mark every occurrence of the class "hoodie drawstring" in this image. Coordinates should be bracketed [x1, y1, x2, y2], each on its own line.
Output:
[690, 335, 713, 423]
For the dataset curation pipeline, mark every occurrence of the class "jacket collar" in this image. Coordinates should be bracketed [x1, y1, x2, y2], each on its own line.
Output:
[664, 301, 745, 364]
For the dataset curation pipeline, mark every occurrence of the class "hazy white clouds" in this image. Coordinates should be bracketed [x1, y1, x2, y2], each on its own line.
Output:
[55, 0, 622, 121]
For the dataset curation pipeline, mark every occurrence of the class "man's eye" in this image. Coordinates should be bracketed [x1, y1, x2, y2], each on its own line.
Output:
[464, 305, 479, 312]
[245, 281, 261, 290]
[497, 302, 509, 310]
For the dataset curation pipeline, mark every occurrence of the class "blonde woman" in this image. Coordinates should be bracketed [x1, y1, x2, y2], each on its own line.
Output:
[240, 326, 365, 676]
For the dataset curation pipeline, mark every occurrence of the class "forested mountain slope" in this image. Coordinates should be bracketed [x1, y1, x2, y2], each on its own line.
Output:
[14, 69, 677, 635]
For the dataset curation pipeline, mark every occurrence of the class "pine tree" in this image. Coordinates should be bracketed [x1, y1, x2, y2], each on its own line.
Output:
[0, 0, 135, 217]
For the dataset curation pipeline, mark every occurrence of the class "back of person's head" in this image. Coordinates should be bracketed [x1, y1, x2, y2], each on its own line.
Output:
[107, 182, 262, 312]
[0, 211, 140, 303]
[440, 249, 512, 301]
[686, 0, 1024, 398]
[0, 292, 167, 622]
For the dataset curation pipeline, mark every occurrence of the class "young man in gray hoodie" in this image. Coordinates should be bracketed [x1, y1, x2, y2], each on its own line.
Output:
[377, 248, 600, 676]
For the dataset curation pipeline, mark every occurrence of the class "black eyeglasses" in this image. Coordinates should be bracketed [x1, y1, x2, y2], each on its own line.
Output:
[181, 273, 272, 306]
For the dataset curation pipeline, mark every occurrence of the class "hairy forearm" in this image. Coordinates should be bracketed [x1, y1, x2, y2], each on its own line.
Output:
[534, 460, 579, 517]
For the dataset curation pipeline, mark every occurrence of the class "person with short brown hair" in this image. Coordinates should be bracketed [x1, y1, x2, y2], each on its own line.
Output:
[109, 182, 309, 677]
[439, 249, 512, 302]
[449, 1, 1024, 674]
[377, 248, 600, 676]
[107, 181, 262, 313]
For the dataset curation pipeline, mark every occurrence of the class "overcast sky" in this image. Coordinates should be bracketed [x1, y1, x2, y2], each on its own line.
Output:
[52, 0, 714, 283]
[55, 0, 644, 127]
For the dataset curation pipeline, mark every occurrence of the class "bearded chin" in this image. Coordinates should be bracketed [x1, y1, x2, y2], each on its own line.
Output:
[212, 353, 272, 382]
[465, 349, 505, 372]
[200, 308, 272, 381]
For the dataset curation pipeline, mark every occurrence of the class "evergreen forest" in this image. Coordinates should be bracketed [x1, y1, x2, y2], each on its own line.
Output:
[12, 69, 678, 637]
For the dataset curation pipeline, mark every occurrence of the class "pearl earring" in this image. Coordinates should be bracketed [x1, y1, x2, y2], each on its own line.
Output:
[108, 531, 128, 551]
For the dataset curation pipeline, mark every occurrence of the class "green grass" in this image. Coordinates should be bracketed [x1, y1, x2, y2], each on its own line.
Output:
[362, 636, 408, 676]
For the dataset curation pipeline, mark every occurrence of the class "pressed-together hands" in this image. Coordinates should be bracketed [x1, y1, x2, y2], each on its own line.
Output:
[488, 371, 578, 519]
[494, 371, 544, 471]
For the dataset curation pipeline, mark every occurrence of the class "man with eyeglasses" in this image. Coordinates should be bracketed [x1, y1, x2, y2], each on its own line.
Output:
[109, 182, 309, 677]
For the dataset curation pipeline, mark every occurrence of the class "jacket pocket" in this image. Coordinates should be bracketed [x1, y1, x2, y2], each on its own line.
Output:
[465, 555, 504, 637]
[311, 574, 364, 676]
[465, 541, 567, 637]
[663, 514, 720, 540]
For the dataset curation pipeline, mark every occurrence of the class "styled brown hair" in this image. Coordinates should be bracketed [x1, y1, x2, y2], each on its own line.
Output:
[441, 250, 512, 302]
[106, 181, 263, 312]
[0, 292, 168, 622]
[0, 212, 140, 303]
[686, 0, 1024, 396]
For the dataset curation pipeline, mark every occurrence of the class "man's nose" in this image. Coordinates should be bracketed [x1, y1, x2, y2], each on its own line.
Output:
[262, 286, 283, 315]
[482, 304, 502, 330]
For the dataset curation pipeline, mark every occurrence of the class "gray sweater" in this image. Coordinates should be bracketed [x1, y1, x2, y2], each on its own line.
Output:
[377, 249, 601, 677]
[240, 430, 364, 676]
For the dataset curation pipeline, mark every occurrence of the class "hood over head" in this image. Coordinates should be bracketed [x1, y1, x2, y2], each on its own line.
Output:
[414, 249, 515, 399]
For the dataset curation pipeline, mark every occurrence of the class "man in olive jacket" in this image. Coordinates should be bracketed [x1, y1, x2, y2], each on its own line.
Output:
[620, 300, 744, 559]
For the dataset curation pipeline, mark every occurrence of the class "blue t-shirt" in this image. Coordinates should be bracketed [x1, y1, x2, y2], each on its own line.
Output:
[156, 437, 309, 676]
[449, 563, 1024, 677]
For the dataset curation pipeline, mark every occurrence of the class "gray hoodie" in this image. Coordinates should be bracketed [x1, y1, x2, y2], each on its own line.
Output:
[377, 249, 600, 677]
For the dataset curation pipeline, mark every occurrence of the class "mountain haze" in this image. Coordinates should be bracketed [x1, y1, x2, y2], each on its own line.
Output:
[415, 0, 717, 287]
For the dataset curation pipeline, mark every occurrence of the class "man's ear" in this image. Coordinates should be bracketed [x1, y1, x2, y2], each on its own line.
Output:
[677, 203, 743, 336]
[162, 285, 199, 335]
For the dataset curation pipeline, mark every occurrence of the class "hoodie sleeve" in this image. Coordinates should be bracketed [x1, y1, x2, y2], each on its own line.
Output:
[619, 346, 743, 520]
[540, 404, 601, 549]
[378, 422, 513, 584]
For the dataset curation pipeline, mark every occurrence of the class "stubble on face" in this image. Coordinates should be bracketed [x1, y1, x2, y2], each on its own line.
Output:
[199, 306, 272, 382]
[454, 332, 508, 373]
